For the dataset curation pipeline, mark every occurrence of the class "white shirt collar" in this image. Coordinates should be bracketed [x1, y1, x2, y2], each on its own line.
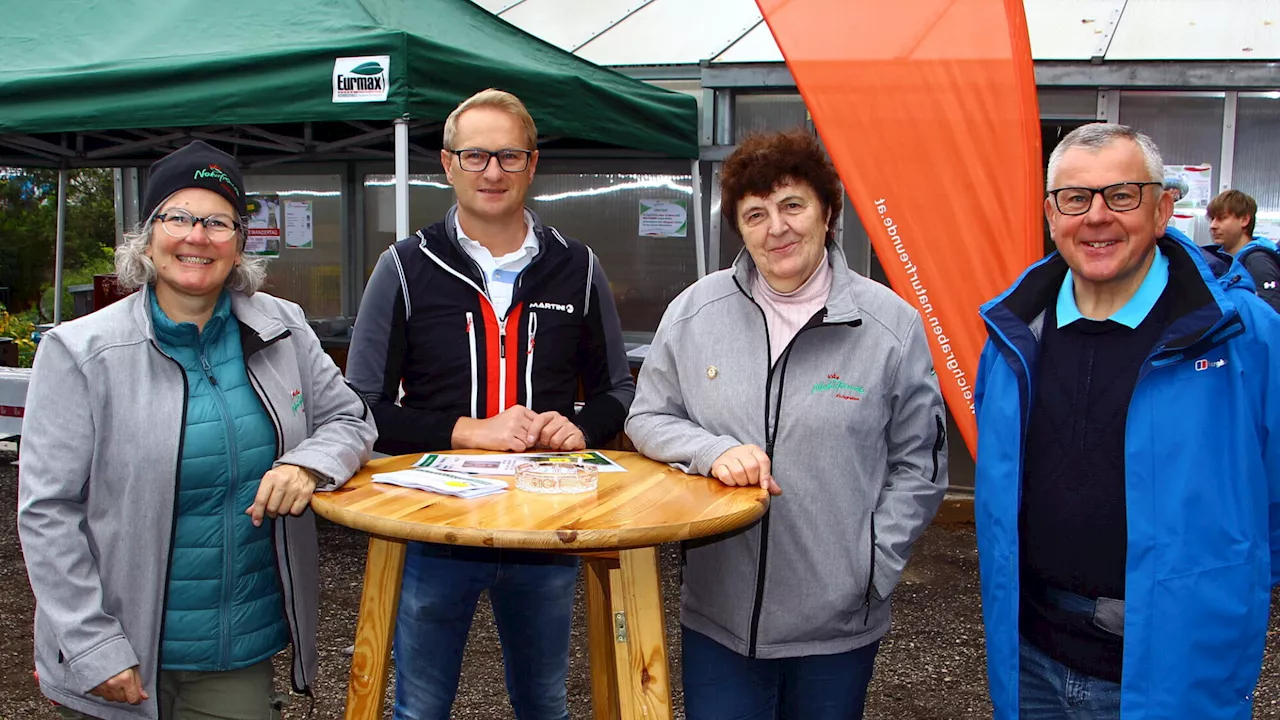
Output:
[456, 210, 539, 264]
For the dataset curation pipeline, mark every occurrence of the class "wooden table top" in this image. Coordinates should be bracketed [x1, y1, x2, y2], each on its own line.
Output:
[310, 450, 769, 551]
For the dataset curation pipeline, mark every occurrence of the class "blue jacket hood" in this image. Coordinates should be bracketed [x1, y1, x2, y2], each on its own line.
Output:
[1234, 235, 1280, 267]
[1159, 224, 1249, 288]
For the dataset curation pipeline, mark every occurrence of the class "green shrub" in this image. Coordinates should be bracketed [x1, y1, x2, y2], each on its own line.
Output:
[0, 305, 37, 367]
[36, 245, 115, 321]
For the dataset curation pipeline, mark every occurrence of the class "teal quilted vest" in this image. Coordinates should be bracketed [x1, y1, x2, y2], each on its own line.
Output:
[151, 290, 289, 671]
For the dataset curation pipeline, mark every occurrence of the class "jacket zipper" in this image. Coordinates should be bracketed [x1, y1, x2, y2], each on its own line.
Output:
[248, 367, 285, 458]
[982, 318, 1035, 510]
[526, 312, 538, 409]
[931, 415, 945, 484]
[421, 238, 561, 417]
[420, 249, 511, 414]
[864, 512, 877, 623]
[150, 340, 187, 720]
[244, 333, 312, 696]
[734, 276, 838, 657]
[582, 247, 595, 316]
[199, 346, 239, 670]
[246, 351, 310, 694]
[748, 328, 810, 655]
[741, 285, 773, 659]
[466, 312, 478, 419]
[498, 317, 508, 410]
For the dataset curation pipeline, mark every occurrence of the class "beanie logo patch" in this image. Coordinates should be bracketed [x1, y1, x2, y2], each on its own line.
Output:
[193, 166, 240, 197]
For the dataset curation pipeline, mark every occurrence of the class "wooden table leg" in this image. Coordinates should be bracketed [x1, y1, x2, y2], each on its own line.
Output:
[584, 556, 622, 720]
[346, 535, 407, 720]
[609, 547, 671, 720]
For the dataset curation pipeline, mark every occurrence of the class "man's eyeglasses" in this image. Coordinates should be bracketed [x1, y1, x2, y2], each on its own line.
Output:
[447, 148, 533, 173]
[153, 208, 241, 242]
[1047, 182, 1164, 216]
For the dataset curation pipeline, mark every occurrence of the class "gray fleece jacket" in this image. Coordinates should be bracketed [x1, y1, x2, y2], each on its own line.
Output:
[625, 244, 948, 659]
[17, 287, 376, 720]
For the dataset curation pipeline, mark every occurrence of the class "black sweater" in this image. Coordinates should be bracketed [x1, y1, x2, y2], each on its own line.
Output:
[1019, 288, 1172, 683]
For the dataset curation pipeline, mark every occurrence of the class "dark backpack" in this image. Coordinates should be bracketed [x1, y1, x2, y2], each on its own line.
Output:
[1235, 238, 1280, 313]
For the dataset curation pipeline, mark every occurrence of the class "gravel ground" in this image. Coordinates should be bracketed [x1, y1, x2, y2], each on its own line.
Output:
[2, 447, 1277, 719]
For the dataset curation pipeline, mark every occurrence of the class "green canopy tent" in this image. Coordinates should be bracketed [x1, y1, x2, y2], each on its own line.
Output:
[0, 0, 700, 321]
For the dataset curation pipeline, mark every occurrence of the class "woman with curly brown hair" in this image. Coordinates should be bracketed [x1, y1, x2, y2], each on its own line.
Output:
[626, 130, 948, 719]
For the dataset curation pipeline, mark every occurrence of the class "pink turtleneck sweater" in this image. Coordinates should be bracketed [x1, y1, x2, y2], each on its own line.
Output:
[751, 251, 833, 365]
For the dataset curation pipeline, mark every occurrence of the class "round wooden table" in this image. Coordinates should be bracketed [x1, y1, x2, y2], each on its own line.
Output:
[311, 450, 768, 720]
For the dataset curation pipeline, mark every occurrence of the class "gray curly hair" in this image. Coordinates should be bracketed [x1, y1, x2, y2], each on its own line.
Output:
[114, 214, 268, 294]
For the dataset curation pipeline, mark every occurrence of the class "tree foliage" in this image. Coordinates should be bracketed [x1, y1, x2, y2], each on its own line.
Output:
[0, 168, 117, 315]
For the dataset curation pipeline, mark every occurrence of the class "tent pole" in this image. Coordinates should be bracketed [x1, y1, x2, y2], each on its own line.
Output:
[691, 160, 706, 278]
[394, 117, 410, 239]
[53, 169, 68, 326]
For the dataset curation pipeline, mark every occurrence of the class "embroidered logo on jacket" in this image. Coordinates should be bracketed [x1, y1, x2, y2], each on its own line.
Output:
[1194, 358, 1227, 372]
[811, 373, 864, 401]
[528, 301, 575, 314]
[290, 389, 305, 415]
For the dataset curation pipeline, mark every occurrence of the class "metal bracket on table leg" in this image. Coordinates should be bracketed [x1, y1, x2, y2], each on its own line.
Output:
[614, 611, 628, 642]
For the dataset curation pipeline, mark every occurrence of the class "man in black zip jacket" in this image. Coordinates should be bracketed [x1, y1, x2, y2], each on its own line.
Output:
[345, 89, 635, 720]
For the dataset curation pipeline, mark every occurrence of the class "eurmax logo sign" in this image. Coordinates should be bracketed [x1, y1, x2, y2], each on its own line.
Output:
[332, 56, 390, 103]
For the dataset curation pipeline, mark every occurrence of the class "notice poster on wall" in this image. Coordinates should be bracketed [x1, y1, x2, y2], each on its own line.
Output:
[285, 201, 314, 249]
[244, 195, 281, 256]
[638, 199, 688, 238]
[1163, 164, 1213, 209]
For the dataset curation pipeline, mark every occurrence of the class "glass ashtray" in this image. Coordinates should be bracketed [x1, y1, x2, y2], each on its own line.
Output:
[514, 461, 599, 494]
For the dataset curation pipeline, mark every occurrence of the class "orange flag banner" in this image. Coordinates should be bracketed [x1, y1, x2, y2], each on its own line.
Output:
[756, 0, 1043, 456]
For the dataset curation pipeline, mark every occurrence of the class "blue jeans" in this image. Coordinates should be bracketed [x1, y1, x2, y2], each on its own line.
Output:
[681, 626, 879, 720]
[392, 543, 579, 720]
[1019, 635, 1121, 719]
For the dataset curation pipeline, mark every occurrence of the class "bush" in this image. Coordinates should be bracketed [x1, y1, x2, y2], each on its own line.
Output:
[36, 245, 116, 322]
[0, 305, 38, 368]
[0, 167, 116, 313]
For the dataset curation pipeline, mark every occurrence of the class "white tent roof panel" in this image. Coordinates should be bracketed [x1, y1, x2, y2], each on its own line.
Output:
[1106, 0, 1280, 60]
[1022, 0, 1126, 61]
[498, 0, 650, 52]
[713, 20, 783, 63]
[708, 1, 1127, 65]
[571, 0, 763, 66]
[471, 0, 523, 13]
[479, 0, 1280, 65]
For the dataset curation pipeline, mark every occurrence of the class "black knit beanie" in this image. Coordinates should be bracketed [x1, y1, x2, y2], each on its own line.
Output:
[141, 140, 247, 221]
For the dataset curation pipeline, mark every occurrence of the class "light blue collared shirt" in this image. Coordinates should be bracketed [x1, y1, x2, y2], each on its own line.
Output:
[1056, 248, 1169, 328]
[456, 210, 539, 319]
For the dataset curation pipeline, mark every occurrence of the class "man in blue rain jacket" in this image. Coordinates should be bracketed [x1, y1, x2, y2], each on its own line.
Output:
[1208, 188, 1280, 313]
[974, 122, 1280, 720]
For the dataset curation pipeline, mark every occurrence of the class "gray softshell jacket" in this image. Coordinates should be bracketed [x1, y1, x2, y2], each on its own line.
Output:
[17, 287, 377, 720]
[625, 244, 948, 659]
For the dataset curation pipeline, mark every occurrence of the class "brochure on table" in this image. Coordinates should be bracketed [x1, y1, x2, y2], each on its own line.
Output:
[415, 451, 626, 476]
[371, 464, 508, 498]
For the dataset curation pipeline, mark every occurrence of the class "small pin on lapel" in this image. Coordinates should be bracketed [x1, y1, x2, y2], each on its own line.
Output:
[707, 365, 719, 379]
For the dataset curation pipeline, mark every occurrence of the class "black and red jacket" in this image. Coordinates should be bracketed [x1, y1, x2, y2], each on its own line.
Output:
[346, 206, 635, 455]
